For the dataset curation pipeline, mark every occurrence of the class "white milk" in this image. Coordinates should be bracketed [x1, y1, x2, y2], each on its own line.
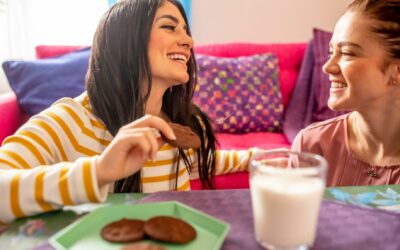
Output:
[250, 174, 324, 248]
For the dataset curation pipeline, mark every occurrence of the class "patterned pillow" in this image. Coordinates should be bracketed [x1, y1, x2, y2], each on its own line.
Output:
[194, 53, 284, 133]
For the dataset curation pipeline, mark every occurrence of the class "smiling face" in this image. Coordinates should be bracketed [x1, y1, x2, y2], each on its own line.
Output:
[148, 1, 194, 89]
[323, 12, 394, 112]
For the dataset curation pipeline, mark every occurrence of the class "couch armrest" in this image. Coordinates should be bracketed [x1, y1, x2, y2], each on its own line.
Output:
[0, 92, 28, 144]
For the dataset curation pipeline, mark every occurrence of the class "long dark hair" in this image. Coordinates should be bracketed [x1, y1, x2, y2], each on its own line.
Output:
[347, 0, 400, 60]
[86, 0, 216, 192]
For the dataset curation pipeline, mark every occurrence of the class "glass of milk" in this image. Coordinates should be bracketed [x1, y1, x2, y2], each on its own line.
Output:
[249, 149, 327, 250]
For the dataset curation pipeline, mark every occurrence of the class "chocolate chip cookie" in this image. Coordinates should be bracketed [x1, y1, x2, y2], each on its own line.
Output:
[101, 218, 145, 243]
[144, 216, 197, 244]
[163, 122, 201, 149]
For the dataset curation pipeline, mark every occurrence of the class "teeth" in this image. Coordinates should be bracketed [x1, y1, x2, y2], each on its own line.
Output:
[167, 54, 187, 62]
[331, 82, 347, 88]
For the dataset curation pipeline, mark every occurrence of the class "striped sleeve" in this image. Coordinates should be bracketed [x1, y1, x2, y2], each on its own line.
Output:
[0, 96, 109, 222]
[214, 148, 263, 175]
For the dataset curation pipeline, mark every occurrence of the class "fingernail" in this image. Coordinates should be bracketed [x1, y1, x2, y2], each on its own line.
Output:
[171, 132, 177, 140]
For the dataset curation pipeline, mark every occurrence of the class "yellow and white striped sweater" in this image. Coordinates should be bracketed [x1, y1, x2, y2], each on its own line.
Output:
[0, 93, 256, 222]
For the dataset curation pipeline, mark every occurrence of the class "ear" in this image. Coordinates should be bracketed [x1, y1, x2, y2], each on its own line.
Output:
[394, 62, 400, 82]
[388, 61, 400, 85]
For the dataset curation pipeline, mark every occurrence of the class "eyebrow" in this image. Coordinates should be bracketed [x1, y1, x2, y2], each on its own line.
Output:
[336, 41, 362, 49]
[155, 14, 187, 30]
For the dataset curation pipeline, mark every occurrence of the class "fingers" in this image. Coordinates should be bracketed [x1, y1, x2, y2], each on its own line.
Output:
[123, 115, 176, 140]
[118, 128, 160, 161]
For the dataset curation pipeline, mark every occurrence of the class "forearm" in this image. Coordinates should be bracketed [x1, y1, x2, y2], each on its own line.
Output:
[0, 157, 108, 223]
[215, 148, 263, 175]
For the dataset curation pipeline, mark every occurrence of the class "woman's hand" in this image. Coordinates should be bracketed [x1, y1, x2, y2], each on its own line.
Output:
[95, 115, 176, 188]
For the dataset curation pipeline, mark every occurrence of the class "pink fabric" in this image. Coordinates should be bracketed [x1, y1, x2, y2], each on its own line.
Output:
[217, 132, 290, 150]
[0, 92, 28, 144]
[292, 113, 400, 186]
[35, 45, 87, 59]
[191, 172, 250, 190]
[194, 43, 307, 108]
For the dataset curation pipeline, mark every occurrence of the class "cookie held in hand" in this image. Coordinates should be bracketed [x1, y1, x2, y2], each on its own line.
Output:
[144, 216, 197, 244]
[163, 122, 201, 149]
[101, 218, 145, 243]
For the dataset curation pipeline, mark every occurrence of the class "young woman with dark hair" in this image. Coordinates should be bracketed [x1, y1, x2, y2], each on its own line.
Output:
[292, 0, 400, 186]
[0, 0, 258, 222]
[86, 0, 217, 193]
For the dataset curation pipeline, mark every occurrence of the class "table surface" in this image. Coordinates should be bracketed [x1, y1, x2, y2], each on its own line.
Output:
[1, 185, 400, 250]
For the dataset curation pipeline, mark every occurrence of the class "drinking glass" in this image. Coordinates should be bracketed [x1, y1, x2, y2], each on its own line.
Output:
[249, 149, 328, 250]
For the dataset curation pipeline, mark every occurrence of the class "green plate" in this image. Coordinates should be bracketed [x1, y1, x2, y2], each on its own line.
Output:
[49, 201, 230, 250]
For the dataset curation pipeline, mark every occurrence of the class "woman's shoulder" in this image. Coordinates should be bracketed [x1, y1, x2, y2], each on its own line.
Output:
[302, 113, 350, 135]
[51, 92, 89, 110]
[38, 92, 105, 128]
[48, 92, 98, 119]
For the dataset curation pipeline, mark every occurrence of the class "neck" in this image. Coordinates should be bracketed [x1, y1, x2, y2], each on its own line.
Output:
[349, 111, 400, 165]
[144, 81, 169, 118]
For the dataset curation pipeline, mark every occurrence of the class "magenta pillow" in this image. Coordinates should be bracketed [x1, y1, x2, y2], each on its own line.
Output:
[312, 28, 348, 121]
[194, 53, 284, 133]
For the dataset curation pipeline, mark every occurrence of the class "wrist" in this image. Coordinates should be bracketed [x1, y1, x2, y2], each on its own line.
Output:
[95, 156, 110, 188]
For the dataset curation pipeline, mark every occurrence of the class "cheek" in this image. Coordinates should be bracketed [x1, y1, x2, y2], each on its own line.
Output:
[341, 61, 369, 82]
[149, 31, 167, 51]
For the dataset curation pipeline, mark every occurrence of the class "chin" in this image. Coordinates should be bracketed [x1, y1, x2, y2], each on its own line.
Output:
[328, 99, 347, 112]
[174, 75, 190, 85]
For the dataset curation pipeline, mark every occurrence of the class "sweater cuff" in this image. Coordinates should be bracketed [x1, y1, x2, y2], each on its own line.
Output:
[88, 156, 108, 202]
[73, 157, 108, 204]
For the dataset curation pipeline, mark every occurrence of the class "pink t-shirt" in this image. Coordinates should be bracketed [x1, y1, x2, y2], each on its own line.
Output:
[292, 113, 400, 187]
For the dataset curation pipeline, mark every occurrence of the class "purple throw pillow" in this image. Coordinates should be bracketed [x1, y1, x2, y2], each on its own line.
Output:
[194, 53, 284, 133]
[312, 28, 348, 122]
[2, 48, 90, 116]
[283, 40, 315, 143]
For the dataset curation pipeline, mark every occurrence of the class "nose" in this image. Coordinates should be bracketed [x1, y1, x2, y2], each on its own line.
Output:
[322, 55, 340, 75]
[178, 32, 194, 49]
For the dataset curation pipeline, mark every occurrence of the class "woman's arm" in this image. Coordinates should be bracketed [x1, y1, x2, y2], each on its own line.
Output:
[0, 97, 175, 222]
[0, 100, 109, 222]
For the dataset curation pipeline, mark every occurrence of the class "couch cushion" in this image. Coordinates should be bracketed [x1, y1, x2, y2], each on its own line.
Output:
[2, 48, 90, 116]
[194, 53, 283, 133]
[312, 28, 348, 121]
[0, 92, 29, 144]
[191, 172, 250, 190]
[194, 43, 307, 109]
[217, 132, 290, 150]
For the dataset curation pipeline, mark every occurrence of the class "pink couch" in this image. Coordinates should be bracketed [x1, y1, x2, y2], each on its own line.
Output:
[0, 43, 306, 189]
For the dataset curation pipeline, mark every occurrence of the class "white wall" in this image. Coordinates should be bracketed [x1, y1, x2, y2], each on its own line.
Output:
[0, 2, 10, 93]
[0, 0, 108, 94]
[192, 0, 352, 44]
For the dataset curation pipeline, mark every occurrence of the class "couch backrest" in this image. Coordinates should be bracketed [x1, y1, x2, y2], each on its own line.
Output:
[34, 43, 307, 109]
[194, 43, 307, 109]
